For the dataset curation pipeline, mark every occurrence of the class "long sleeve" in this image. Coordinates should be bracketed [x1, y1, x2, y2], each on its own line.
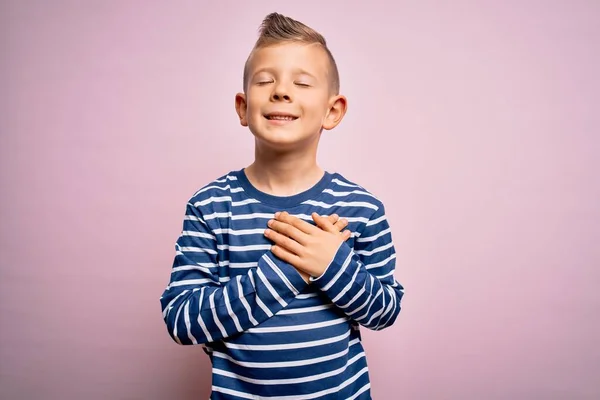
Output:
[160, 201, 308, 345]
[310, 203, 404, 330]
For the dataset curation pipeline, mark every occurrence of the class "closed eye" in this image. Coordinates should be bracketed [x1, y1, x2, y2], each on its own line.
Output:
[295, 82, 310, 87]
[256, 81, 273, 86]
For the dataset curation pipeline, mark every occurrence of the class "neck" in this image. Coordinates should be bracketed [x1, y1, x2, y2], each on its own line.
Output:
[244, 141, 324, 197]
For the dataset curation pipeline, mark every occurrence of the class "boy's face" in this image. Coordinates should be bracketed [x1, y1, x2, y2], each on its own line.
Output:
[235, 42, 346, 151]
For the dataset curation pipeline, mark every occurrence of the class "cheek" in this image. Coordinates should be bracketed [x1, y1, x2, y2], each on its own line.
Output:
[302, 99, 329, 121]
[245, 90, 265, 109]
[246, 100, 263, 119]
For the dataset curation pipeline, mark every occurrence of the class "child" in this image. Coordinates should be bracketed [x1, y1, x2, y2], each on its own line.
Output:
[160, 12, 404, 399]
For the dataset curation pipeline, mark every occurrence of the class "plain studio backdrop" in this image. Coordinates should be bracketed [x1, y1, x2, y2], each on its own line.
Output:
[1, 1, 598, 399]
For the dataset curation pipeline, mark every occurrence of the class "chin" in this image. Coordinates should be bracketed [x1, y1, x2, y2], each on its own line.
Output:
[251, 133, 311, 151]
[249, 123, 320, 147]
[257, 136, 303, 149]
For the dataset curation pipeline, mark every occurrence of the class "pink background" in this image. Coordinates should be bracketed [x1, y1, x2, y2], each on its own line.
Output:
[1, 1, 599, 399]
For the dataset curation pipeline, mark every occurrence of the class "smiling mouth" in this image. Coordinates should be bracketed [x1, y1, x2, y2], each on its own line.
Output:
[264, 113, 298, 121]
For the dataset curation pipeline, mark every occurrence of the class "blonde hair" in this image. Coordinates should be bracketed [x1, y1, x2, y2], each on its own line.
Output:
[243, 12, 340, 94]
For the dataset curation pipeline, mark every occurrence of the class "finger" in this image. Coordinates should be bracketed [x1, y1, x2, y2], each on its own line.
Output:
[264, 228, 304, 254]
[341, 229, 352, 241]
[267, 219, 309, 245]
[325, 214, 339, 224]
[317, 213, 340, 229]
[271, 245, 303, 268]
[314, 213, 347, 234]
[332, 217, 348, 233]
[274, 211, 319, 235]
[311, 212, 339, 234]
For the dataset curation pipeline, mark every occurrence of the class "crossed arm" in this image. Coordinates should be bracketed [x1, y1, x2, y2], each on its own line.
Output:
[266, 212, 352, 282]
[160, 206, 353, 346]
[161, 204, 403, 345]
[265, 210, 404, 330]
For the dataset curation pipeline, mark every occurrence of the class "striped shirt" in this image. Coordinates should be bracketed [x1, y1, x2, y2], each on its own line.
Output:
[160, 169, 404, 399]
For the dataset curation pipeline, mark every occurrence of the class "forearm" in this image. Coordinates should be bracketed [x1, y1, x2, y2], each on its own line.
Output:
[161, 251, 307, 345]
[310, 242, 403, 330]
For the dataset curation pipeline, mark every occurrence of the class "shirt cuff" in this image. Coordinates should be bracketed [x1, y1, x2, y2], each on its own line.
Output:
[309, 241, 351, 286]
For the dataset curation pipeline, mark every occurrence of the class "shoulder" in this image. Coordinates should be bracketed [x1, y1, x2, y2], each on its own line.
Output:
[328, 172, 393, 240]
[327, 171, 387, 215]
[187, 170, 241, 204]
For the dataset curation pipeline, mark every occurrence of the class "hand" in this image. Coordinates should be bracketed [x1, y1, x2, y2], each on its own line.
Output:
[264, 211, 352, 282]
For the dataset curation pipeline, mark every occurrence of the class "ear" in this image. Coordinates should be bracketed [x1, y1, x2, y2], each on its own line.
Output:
[323, 95, 347, 130]
[235, 92, 248, 127]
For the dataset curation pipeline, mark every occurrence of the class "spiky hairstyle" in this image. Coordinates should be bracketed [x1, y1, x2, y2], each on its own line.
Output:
[242, 12, 340, 94]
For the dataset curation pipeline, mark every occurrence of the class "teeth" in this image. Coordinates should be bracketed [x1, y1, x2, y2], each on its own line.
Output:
[268, 115, 295, 121]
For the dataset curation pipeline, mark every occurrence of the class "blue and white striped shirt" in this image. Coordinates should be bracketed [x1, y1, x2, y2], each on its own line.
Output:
[160, 169, 404, 399]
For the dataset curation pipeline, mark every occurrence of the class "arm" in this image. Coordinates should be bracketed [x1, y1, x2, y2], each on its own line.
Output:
[160, 202, 308, 345]
[265, 207, 404, 331]
[310, 204, 404, 330]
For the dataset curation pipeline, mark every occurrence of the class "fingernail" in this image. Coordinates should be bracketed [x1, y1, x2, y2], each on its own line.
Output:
[268, 220, 273, 226]
[275, 212, 281, 218]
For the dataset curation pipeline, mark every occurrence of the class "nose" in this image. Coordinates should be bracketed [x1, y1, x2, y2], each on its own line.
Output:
[271, 82, 292, 102]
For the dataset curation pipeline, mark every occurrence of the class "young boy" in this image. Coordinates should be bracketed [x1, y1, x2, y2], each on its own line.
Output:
[160, 12, 404, 399]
